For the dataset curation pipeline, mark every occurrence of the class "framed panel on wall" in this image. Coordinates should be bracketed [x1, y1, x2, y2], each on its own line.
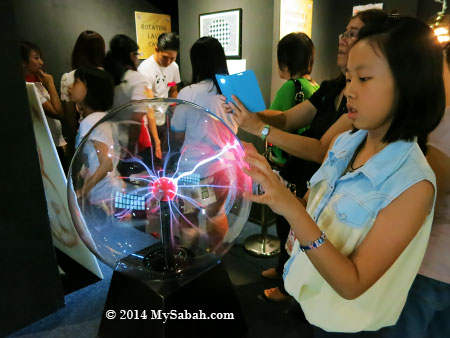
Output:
[199, 8, 242, 59]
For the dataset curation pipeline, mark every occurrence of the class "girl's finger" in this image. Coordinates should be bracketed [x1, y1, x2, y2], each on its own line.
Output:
[229, 101, 240, 114]
[231, 95, 246, 111]
[243, 191, 267, 204]
[244, 153, 272, 173]
[242, 142, 258, 154]
[242, 166, 268, 185]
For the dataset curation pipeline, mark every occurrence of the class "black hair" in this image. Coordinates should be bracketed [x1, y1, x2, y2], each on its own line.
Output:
[19, 40, 41, 64]
[354, 8, 390, 26]
[74, 67, 114, 111]
[71, 30, 105, 69]
[355, 16, 445, 152]
[277, 32, 314, 77]
[190, 37, 228, 94]
[157, 32, 180, 52]
[104, 34, 139, 85]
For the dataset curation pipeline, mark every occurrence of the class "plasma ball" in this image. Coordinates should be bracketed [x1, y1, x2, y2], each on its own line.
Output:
[151, 177, 177, 201]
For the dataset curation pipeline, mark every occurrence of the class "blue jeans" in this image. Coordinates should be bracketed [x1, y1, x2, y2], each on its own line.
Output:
[388, 274, 450, 338]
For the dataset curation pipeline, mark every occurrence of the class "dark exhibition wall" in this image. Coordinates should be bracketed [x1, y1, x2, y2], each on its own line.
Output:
[178, 0, 275, 108]
[1, 1, 64, 336]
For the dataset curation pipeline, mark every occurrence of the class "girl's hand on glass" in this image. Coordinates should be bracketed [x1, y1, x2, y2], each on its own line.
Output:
[228, 95, 264, 135]
[242, 142, 300, 217]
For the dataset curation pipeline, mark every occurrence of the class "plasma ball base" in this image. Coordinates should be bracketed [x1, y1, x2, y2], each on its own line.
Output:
[143, 247, 194, 274]
[98, 261, 247, 338]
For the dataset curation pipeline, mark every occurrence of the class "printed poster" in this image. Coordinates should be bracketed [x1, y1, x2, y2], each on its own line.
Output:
[135, 11, 171, 59]
[26, 83, 103, 279]
[280, 0, 314, 39]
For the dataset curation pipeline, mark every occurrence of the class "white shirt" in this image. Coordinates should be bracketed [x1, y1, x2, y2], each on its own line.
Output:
[138, 56, 180, 126]
[60, 69, 76, 102]
[175, 79, 238, 134]
[33, 82, 66, 147]
[138, 55, 180, 99]
[76, 112, 121, 203]
[112, 69, 152, 109]
[171, 80, 238, 177]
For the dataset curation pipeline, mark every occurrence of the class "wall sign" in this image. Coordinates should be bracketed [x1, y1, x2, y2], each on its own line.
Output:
[280, 0, 313, 39]
[135, 11, 171, 60]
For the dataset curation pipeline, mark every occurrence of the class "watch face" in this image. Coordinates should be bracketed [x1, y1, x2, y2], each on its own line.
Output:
[262, 126, 269, 136]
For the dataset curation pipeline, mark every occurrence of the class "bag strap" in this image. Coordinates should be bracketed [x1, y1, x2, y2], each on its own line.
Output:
[291, 79, 304, 104]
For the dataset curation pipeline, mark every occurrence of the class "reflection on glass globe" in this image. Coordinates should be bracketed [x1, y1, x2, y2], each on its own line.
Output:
[67, 98, 252, 281]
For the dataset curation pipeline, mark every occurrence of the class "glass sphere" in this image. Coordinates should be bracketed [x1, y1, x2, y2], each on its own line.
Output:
[67, 99, 252, 281]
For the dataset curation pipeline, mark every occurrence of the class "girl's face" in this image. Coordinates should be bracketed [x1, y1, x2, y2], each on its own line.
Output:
[337, 17, 364, 70]
[24, 50, 44, 75]
[130, 51, 140, 68]
[345, 40, 395, 135]
[69, 78, 87, 104]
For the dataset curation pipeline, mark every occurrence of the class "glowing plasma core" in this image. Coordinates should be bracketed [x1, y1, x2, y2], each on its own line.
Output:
[151, 177, 178, 201]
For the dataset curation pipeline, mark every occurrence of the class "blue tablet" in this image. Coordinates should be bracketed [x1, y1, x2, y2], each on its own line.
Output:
[216, 70, 266, 112]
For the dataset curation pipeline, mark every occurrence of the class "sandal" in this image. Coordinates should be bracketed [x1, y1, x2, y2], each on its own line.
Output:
[261, 267, 280, 280]
[263, 287, 292, 302]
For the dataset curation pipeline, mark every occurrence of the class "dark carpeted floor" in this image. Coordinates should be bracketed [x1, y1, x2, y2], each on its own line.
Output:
[7, 221, 314, 338]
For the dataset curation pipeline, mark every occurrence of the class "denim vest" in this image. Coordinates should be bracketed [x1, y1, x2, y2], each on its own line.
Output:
[283, 129, 436, 332]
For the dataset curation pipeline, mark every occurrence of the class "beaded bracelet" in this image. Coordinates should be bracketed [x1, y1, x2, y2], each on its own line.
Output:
[300, 231, 327, 252]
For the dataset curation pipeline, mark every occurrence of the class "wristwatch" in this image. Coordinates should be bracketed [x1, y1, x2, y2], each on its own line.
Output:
[260, 124, 270, 141]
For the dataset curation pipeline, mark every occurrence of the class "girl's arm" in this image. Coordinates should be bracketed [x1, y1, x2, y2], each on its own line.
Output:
[263, 114, 353, 163]
[79, 140, 113, 197]
[243, 143, 434, 300]
[169, 85, 178, 98]
[258, 100, 318, 132]
[144, 87, 162, 159]
[147, 107, 162, 159]
[233, 93, 353, 163]
[39, 70, 63, 120]
[426, 145, 450, 203]
[225, 94, 318, 132]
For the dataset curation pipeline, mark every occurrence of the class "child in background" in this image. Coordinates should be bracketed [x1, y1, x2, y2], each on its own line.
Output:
[70, 67, 120, 207]
[20, 40, 67, 171]
[262, 32, 319, 302]
[60, 30, 106, 162]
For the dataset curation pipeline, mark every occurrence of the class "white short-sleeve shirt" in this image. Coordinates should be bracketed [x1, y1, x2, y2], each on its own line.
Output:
[112, 69, 152, 109]
[175, 79, 238, 134]
[76, 112, 121, 203]
[138, 55, 180, 98]
[60, 69, 76, 102]
[33, 82, 66, 147]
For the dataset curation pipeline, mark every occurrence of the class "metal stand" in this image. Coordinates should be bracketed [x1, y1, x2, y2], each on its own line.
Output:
[244, 140, 280, 257]
[160, 201, 175, 272]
